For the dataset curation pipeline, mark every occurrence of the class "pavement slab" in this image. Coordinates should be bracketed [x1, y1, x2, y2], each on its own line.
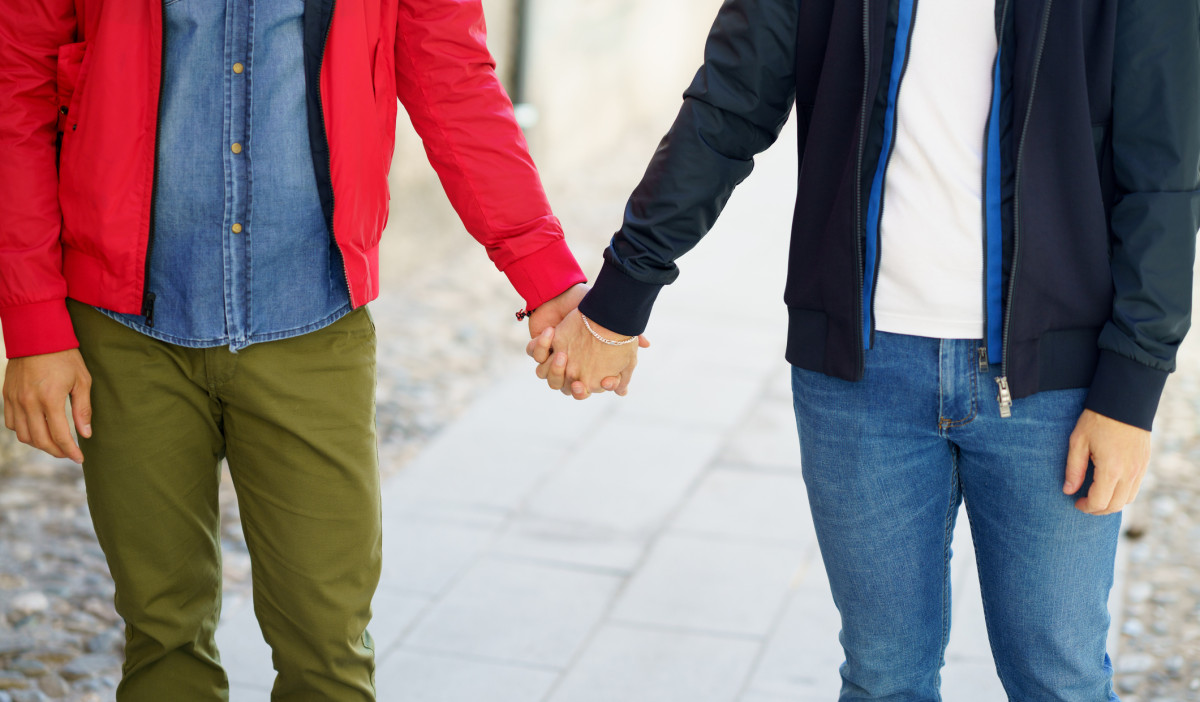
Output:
[546, 624, 761, 702]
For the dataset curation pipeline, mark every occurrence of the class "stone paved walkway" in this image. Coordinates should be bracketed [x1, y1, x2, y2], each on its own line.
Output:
[215, 123, 1127, 701]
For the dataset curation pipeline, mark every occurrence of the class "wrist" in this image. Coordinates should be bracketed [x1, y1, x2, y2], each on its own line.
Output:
[580, 314, 636, 346]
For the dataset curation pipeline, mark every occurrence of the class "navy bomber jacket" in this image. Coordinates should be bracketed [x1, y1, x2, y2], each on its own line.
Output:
[579, 0, 1200, 431]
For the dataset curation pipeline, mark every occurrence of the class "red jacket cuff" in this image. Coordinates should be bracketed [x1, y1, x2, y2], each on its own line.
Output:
[1, 299, 79, 358]
[503, 239, 587, 311]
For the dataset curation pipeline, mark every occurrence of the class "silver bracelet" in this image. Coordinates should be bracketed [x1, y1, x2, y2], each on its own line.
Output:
[581, 314, 637, 346]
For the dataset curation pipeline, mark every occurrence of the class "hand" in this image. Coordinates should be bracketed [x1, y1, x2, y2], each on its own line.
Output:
[528, 310, 647, 400]
[1063, 409, 1151, 515]
[526, 284, 589, 338]
[3, 349, 93, 464]
[526, 324, 651, 399]
[524, 284, 633, 393]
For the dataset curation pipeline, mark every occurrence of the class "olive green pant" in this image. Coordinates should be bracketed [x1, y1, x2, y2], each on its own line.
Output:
[69, 301, 381, 701]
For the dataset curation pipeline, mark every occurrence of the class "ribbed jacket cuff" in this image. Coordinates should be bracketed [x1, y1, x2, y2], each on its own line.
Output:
[1, 298, 80, 359]
[503, 239, 587, 312]
[577, 261, 664, 337]
[1084, 349, 1169, 431]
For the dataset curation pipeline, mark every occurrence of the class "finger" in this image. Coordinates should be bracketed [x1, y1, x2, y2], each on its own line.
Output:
[3, 399, 12, 431]
[1127, 464, 1148, 505]
[46, 404, 83, 464]
[1063, 433, 1090, 495]
[571, 381, 590, 401]
[71, 378, 93, 440]
[616, 364, 637, 397]
[547, 352, 568, 391]
[614, 357, 643, 396]
[534, 328, 555, 364]
[600, 376, 620, 392]
[526, 328, 551, 358]
[536, 356, 553, 380]
[25, 409, 67, 460]
[12, 408, 31, 445]
[1101, 480, 1135, 515]
[637, 335, 651, 349]
[1078, 467, 1118, 515]
[1127, 480, 1143, 506]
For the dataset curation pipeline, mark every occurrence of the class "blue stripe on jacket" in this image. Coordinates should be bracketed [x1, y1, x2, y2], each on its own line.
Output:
[863, 0, 917, 349]
[985, 48, 1006, 363]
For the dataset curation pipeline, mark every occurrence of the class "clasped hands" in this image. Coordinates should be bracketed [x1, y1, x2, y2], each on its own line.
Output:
[524, 284, 648, 400]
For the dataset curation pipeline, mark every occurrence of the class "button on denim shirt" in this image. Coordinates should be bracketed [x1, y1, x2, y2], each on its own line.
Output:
[100, 0, 351, 351]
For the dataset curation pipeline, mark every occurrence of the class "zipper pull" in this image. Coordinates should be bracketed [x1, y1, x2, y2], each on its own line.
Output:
[978, 347, 989, 373]
[141, 293, 157, 329]
[995, 376, 1013, 418]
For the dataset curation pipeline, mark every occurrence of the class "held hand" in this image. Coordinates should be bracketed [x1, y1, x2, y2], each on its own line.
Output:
[3, 349, 93, 464]
[530, 310, 645, 400]
[526, 325, 651, 399]
[524, 284, 648, 396]
[525, 284, 625, 392]
[1063, 409, 1151, 515]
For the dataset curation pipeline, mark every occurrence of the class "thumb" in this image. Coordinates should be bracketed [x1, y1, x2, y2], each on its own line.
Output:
[71, 379, 93, 440]
[1063, 434, 1089, 495]
[529, 327, 554, 363]
[638, 334, 651, 349]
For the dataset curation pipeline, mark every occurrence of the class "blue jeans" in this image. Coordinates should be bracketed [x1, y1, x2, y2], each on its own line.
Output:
[792, 332, 1120, 702]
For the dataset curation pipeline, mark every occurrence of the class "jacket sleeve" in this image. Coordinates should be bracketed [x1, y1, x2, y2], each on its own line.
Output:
[1084, 0, 1200, 431]
[394, 0, 585, 312]
[0, 1, 79, 358]
[578, 0, 799, 336]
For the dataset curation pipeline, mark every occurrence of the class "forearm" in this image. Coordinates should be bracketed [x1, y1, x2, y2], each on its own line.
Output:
[579, 0, 799, 336]
[1087, 0, 1200, 430]
[0, 0, 79, 358]
[393, 0, 584, 310]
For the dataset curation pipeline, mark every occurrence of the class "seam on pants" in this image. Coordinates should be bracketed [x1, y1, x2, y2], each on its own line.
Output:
[965, 505, 1021, 701]
[936, 447, 961, 700]
[938, 341, 945, 431]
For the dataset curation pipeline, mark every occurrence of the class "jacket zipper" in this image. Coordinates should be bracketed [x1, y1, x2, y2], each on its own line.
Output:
[867, 0, 920, 346]
[141, 10, 168, 328]
[854, 0, 871, 373]
[315, 0, 355, 306]
[996, 0, 1054, 418]
[978, 0, 1012, 374]
[857, 0, 919, 360]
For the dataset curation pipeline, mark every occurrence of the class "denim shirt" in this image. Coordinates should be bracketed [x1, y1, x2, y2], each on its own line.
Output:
[100, 0, 351, 351]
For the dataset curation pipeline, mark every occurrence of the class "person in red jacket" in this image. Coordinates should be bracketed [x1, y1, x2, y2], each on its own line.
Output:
[0, 1, 590, 699]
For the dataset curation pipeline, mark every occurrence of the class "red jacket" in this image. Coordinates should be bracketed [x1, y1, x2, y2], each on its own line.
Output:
[0, 0, 586, 359]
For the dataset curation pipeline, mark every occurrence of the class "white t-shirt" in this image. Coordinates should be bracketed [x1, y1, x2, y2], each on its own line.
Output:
[874, 0, 999, 340]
